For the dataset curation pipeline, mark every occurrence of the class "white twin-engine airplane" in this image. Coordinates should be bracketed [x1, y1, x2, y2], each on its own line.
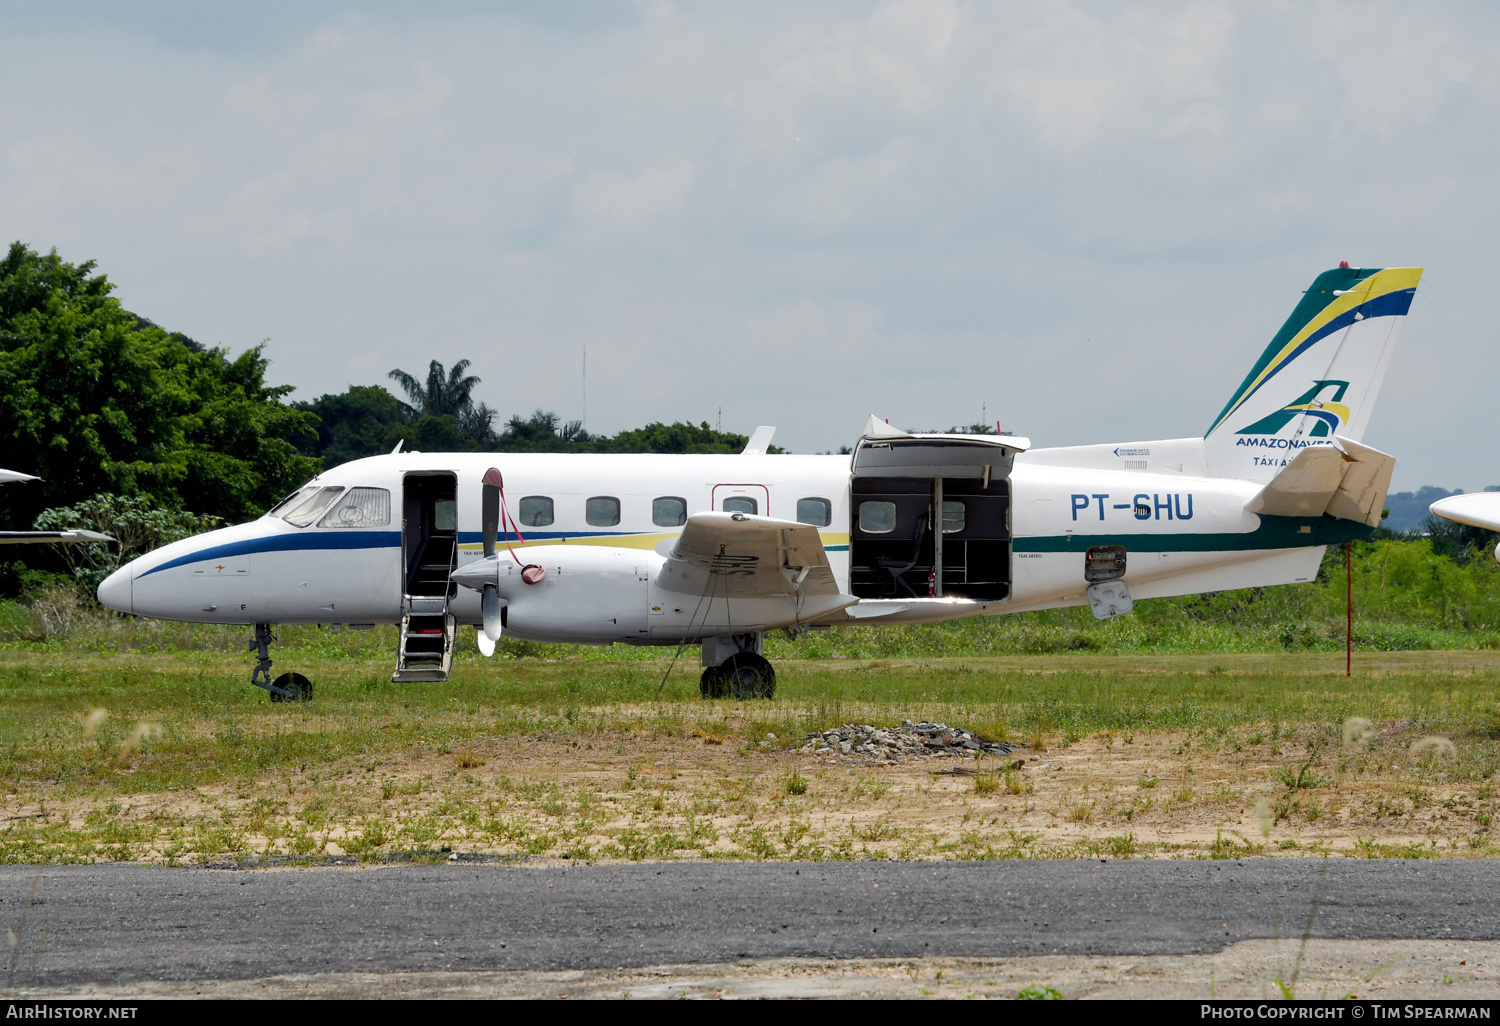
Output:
[96, 265, 1422, 700]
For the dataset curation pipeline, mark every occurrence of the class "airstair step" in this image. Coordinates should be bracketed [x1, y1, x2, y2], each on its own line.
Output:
[393, 609, 455, 683]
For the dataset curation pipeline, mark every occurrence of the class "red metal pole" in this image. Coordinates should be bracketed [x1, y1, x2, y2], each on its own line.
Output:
[1346, 540, 1353, 678]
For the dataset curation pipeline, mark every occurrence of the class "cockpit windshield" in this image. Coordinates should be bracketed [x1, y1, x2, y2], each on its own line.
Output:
[282, 487, 346, 528]
[266, 486, 316, 519]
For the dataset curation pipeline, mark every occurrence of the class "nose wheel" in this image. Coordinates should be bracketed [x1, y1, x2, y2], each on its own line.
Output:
[249, 623, 312, 702]
[268, 672, 313, 703]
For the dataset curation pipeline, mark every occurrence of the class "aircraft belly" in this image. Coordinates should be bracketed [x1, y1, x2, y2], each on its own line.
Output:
[1127, 546, 1325, 600]
[1006, 545, 1326, 612]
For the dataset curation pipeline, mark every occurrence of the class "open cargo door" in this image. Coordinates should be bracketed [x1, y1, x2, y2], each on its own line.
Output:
[849, 416, 1029, 602]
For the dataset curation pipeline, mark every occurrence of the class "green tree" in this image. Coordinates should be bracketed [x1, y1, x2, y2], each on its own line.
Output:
[600, 420, 748, 454]
[388, 358, 495, 446]
[387, 358, 480, 417]
[294, 385, 409, 468]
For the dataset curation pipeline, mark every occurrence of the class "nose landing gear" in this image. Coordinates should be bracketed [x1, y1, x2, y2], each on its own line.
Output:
[249, 623, 313, 702]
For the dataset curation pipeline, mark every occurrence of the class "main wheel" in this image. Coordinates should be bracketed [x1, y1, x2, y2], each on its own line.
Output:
[700, 667, 727, 699]
[269, 672, 313, 703]
[720, 652, 775, 700]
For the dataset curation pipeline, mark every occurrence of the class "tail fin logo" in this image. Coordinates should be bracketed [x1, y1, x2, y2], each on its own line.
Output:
[1237, 380, 1350, 438]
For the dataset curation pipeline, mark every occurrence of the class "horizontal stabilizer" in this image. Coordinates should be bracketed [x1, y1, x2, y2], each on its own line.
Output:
[1247, 436, 1395, 528]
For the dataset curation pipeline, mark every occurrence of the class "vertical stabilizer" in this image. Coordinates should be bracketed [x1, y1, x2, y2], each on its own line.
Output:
[1204, 265, 1421, 482]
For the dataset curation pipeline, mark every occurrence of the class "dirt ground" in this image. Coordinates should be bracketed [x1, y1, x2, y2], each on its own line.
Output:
[21, 940, 1500, 999]
[7, 715, 1492, 862]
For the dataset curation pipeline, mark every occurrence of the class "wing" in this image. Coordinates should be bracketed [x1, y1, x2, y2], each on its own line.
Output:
[1429, 493, 1500, 533]
[657, 511, 855, 617]
[0, 530, 113, 546]
[1247, 436, 1395, 528]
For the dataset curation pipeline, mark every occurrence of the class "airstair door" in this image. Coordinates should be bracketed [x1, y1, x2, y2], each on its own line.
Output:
[395, 472, 458, 682]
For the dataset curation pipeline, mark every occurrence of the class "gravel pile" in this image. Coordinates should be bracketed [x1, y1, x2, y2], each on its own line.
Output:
[797, 721, 1025, 765]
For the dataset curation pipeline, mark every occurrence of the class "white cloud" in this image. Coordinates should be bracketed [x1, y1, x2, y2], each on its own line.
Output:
[990, 1, 1235, 151]
[570, 161, 695, 235]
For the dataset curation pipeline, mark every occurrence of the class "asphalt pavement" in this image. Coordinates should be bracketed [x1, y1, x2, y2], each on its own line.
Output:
[2, 859, 1496, 987]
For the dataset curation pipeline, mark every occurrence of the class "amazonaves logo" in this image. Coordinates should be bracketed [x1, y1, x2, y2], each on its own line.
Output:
[1237, 380, 1350, 438]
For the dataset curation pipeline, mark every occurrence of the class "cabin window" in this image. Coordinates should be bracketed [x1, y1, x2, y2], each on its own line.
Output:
[518, 496, 554, 527]
[267, 486, 315, 518]
[941, 500, 965, 534]
[653, 496, 687, 527]
[857, 500, 897, 534]
[433, 499, 457, 532]
[586, 496, 621, 527]
[283, 487, 345, 528]
[318, 487, 392, 528]
[722, 496, 758, 515]
[796, 497, 832, 527]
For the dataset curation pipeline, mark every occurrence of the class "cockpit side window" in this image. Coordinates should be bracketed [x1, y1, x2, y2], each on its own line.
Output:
[283, 487, 345, 528]
[317, 487, 392, 528]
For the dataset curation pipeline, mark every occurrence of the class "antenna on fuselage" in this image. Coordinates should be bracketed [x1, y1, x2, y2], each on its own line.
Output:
[390, 439, 404, 454]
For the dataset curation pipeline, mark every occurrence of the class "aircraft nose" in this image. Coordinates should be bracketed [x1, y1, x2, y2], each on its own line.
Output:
[96, 565, 132, 614]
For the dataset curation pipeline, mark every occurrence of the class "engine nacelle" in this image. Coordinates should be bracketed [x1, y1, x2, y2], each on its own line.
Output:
[453, 546, 659, 643]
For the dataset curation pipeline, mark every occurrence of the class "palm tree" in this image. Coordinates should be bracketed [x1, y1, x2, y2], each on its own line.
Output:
[387, 359, 482, 418]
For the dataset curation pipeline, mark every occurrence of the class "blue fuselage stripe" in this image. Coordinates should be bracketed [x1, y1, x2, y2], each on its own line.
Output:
[140, 531, 402, 577]
[138, 528, 658, 577]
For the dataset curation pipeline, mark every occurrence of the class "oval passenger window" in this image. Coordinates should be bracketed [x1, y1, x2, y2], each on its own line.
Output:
[796, 497, 832, 527]
[653, 496, 687, 527]
[858, 500, 897, 534]
[518, 496, 554, 527]
[941, 500, 965, 534]
[586, 496, 621, 527]
[722, 496, 757, 515]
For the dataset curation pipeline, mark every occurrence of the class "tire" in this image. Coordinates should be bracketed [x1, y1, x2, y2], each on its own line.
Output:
[720, 652, 775, 700]
[269, 672, 313, 703]
[700, 667, 726, 699]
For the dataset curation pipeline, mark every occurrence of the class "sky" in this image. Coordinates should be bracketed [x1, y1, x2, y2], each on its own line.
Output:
[0, 1, 1495, 490]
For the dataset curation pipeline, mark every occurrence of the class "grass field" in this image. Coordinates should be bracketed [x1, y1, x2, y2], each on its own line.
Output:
[1, 621, 1499, 865]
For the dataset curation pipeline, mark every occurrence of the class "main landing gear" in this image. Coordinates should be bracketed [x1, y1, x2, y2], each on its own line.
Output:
[249, 622, 312, 703]
[699, 634, 776, 700]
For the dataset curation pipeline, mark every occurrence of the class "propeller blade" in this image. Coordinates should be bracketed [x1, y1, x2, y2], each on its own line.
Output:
[481, 467, 502, 559]
[477, 632, 496, 657]
[481, 582, 503, 642]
